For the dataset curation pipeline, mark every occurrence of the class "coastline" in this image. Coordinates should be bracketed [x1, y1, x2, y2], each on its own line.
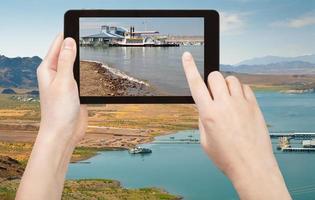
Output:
[0, 95, 199, 163]
[80, 60, 159, 96]
[223, 72, 315, 93]
[0, 178, 181, 200]
[0, 96, 197, 199]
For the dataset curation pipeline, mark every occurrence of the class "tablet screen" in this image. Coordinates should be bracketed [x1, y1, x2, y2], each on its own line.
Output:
[79, 17, 204, 96]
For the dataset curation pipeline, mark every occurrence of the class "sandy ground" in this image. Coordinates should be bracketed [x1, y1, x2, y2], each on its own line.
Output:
[0, 104, 198, 150]
[0, 124, 151, 149]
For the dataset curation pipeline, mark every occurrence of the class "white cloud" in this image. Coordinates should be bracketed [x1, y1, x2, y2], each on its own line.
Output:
[220, 12, 246, 34]
[271, 12, 315, 28]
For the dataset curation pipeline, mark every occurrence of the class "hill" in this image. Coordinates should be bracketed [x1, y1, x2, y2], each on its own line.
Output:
[1, 88, 16, 94]
[221, 61, 315, 74]
[0, 55, 41, 88]
[236, 54, 315, 65]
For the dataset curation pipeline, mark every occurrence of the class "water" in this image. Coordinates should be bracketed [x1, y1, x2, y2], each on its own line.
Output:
[80, 46, 204, 95]
[67, 92, 315, 200]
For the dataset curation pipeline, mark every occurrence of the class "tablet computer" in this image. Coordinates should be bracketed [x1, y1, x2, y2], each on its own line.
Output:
[64, 10, 219, 104]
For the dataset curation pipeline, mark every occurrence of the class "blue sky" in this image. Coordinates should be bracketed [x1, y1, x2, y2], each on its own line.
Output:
[0, 0, 314, 64]
[80, 18, 204, 36]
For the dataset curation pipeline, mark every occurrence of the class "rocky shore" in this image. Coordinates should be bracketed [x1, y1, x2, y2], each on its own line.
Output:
[80, 61, 157, 96]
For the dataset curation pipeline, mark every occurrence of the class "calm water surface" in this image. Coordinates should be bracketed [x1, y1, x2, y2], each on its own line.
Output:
[80, 46, 204, 95]
[67, 92, 315, 200]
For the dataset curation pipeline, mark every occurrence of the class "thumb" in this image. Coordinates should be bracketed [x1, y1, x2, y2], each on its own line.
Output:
[56, 37, 77, 79]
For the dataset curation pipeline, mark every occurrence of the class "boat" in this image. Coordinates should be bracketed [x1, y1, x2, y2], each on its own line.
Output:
[128, 146, 152, 154]
[110, 26, 179, 47]
[81, 25, 180, 47]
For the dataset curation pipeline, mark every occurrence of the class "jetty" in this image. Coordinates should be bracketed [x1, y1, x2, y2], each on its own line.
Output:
[282, 148, 315, 152]
[153, 138, 200, 144]
[274, 133, 315, 152]
[270, 132, 315, 140]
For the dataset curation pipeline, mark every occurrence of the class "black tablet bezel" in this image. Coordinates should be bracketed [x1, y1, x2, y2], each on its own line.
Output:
[64, 9, 219, 104]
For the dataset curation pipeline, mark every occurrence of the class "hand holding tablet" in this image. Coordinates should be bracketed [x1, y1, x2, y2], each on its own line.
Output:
[64, 10, 219, 104]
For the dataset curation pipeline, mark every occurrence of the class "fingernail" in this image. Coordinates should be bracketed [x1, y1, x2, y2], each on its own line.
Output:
[183, 52, 192, 61]
[63, 38, 74, 50]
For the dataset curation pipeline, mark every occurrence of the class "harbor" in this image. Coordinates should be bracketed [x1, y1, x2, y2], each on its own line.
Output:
[68, 128, 315, 200]
[66, 88, 315, 200]
[134, 132, 315, 153]
[80, 25, 203, 47]
[79, 17, 205, 96]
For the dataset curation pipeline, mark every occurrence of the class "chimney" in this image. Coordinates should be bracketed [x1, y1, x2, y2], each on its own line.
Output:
[101, 25, 109, 33]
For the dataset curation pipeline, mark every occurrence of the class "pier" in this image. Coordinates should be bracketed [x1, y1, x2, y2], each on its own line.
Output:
[151, 133, 315, 153]
[270, 132, 315, 140]
[153, 138, 200, 144]
[282, 147, 315, 152]
[274, 133, 315, 152]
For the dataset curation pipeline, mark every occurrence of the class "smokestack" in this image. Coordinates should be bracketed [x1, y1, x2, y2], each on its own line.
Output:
[101, 25, 109, 33]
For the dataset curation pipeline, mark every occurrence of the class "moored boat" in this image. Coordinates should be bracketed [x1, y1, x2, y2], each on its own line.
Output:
[129, 146, 152, 154]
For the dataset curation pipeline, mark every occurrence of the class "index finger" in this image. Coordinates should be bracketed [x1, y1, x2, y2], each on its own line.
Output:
[182, 52, 213, 112]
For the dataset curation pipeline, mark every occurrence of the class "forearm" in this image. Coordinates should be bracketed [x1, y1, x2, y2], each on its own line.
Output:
[229, 158, 291, 200]
[16, 129, 76, 200]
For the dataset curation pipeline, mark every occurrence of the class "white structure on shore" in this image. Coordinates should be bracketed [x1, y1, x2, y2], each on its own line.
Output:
[80, 25, 179, 47]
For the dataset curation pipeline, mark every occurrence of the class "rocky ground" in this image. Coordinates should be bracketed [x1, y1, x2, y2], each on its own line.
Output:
[80, 61, 157, 96]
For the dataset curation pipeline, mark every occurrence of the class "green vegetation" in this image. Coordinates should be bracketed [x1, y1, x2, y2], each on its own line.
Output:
[0, 179, 181, 200]
[0, 142, 112, 166]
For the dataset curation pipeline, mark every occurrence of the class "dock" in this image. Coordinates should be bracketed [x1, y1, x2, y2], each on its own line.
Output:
[282, 147, 315, 152]
[270, 132, 315, 140]
[153, 138, 200, 144]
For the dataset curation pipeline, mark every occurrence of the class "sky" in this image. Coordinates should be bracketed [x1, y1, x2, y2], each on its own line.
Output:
[0, 0, 314, 64]
[80, 18, 204, 36]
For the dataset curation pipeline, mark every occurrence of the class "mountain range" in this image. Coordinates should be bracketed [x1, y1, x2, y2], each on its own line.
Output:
[221, 61, 315, 74]
[221, 54, 315, 74]
[0, 55, 41, 88]
[0, 54, 315, 89]
[236, 54, 315, 66]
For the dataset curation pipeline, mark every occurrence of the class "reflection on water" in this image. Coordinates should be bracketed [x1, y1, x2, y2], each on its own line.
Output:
[80, 46, 204, 95]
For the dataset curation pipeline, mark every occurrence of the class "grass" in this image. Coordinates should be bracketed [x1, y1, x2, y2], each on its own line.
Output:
[0, 179, 181, 200]
[0, 95, 40, 120]
[0, 141, 111, 167]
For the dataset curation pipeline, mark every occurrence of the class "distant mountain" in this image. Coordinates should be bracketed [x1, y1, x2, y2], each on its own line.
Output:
[0, 55, 41, 88]
[236, 54, 315, 65]
[221, 61, 315, 74]
[1, 88, 16, 94]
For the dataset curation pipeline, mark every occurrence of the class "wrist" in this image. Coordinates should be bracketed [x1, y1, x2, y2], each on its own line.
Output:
[228, 159, 291, 200]
[33, 128, 76, 170]
[17, 129, 75, 200]
[37, 123, 78, 149]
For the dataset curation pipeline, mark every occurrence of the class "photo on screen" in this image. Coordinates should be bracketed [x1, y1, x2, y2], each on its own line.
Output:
[79, 17, 204, 96]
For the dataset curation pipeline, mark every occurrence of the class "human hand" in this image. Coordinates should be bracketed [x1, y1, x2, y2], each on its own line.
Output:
[182, 52, 291, 200]
[36, 34, 87, 146]
[16, 34, 87, 200]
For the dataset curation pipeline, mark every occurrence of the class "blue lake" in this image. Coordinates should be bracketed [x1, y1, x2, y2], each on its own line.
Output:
[67, 92, 315, 200]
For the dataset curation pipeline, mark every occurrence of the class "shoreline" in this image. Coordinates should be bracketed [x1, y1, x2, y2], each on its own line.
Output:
[0, 95, 199, 163]
[80, 60, 159, 96]
[0, 178, 181, 200]
[223, 72, 315, 93]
